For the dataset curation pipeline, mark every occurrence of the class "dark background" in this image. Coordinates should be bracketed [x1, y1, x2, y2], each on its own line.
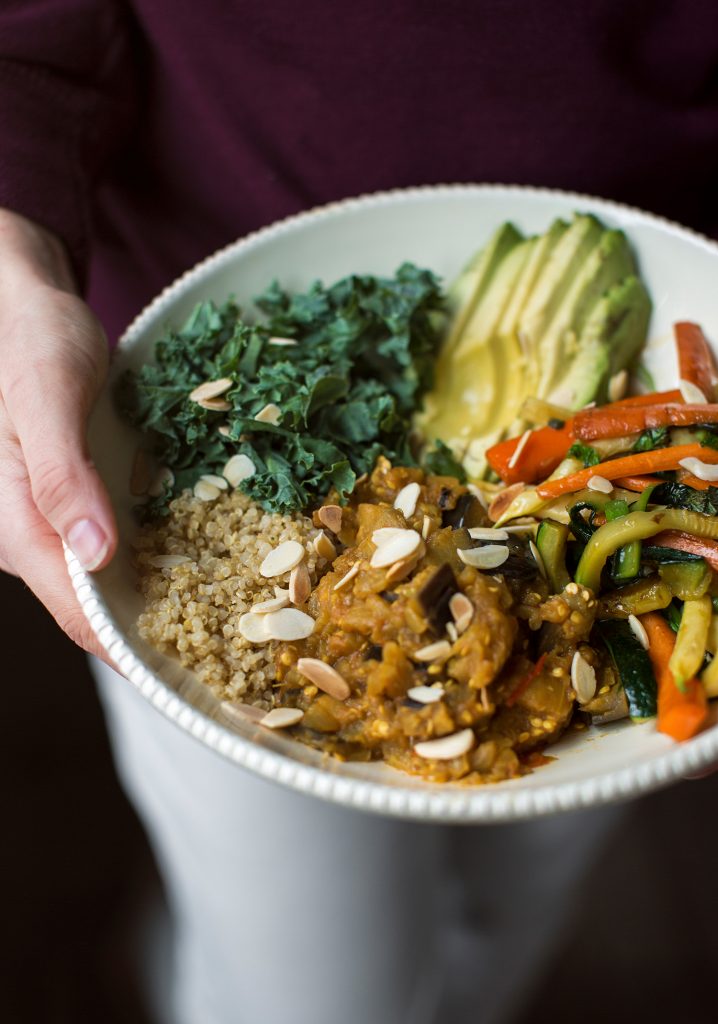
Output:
[2, 570, 717, 1024]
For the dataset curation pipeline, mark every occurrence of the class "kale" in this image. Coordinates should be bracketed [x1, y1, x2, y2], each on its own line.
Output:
[651, 482, 718, 516]
[422, 440, 467, 481]
[632, 426, 669, 452]
[567, 442, 601, 467]
[116, 264, 446, 515]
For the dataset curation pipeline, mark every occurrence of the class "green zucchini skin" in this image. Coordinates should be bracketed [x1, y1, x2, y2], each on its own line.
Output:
[536, 520, 570, 593]
[595, 619, 657, 720]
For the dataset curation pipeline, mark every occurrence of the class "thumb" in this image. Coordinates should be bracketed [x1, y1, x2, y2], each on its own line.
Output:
[4, 293, 117, 571]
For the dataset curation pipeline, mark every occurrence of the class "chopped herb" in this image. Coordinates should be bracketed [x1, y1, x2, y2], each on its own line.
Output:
[632, 426, 669, 453]
[422, 440, 467, 481]
[651, 482, 718, 516]
[547, 417, 566, 430]
[567, 442, 601, 467]
[117, 264, 445, 515]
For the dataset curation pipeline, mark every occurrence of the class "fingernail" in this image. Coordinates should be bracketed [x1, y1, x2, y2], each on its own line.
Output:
[67, 519, 109, 571]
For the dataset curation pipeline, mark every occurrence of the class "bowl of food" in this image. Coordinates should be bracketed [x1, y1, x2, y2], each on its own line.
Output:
[67, 184, 718, 821]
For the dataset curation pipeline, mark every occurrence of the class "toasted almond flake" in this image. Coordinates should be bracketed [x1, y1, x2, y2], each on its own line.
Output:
[413, 639, 452, 662]
[147, 554, 192, 569]
[488, 482, 525, 523]
[679, 379, 708, 405]
[394, 481, 421, 519]
[507, 429, 532, 470]
[197, 396, 232, 412]
[370, 529, 421, 568]
[251, 593, 290, 614]
[200, 473, 228, 490]
[414, 729, 475, 760]
[260, 707, 304, 729]
[607, 369, 629, 402]
[194, 479, 221, 501]
[385, 556, 417, 584]
[407, 685, 444, 704]
[254, 403, 282, 425]
[467, 483, 489, 509]
[678, 456, 718, 482]
[449, 592, 474, 634]
[297, 657, 351, 700]
[467, 527, 509, 541]
[147, 466, 174, 498]
[221, 700, 267, 725]
[268, 336, 298, 346]
[262, 608, 315, 641]
[504, 522, 538, 534]
[628, 613, 650, 650]
[238, 612, 272, 643]
[446, 622, 458, 643]
[571, 651, 597, 704]
[313, 531, 337, 561]
[274, 586, 290, 599]
[289, 562, 312, 605]
[371, 527, 410, 547]
[189, 378, 233, 403]
[318, 504, 343, 534]
[587, 475, 614, 494]
[130, 449, 153, 495]
[260, 540, 305, 578]
[223, 453, 256, 487]
[421, 515, 432, 541]
[333, 562, 360, 591]
[458, 544, 509, 569]
[529, 539, 547, 579]
[218, 423, 231, 437]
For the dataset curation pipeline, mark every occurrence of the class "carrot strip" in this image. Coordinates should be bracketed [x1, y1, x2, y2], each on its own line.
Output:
[536, 444, 718, 500]
[675, 322, 718, 402]
[612, 475, 663, 491]
[610, 389, 683, 408]
[574, 403, 718, 441]
[505, 653, 547, 707]
[641, 612, 708, 741]
[647, 531, 718, 571]
[486, 422, 574, 485]
[676, 468, 711, 491]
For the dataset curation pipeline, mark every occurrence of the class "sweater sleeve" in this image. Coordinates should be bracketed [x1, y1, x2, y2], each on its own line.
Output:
[0, 1, 137, 287]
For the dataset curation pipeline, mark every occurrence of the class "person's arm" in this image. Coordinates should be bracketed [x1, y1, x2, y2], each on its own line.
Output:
[0, 209, 117, 656]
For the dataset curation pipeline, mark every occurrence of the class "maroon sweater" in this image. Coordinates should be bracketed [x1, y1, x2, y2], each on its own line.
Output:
[1, 1, 717, 341]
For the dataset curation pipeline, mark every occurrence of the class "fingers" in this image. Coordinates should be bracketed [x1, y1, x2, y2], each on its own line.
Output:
[1, 288, 117, 571]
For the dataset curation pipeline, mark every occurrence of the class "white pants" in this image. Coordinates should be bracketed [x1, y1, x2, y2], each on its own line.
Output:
[93, 659, 623, 1024]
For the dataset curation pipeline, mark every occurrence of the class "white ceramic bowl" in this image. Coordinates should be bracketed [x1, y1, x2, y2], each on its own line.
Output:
[67, 184, 718, 822]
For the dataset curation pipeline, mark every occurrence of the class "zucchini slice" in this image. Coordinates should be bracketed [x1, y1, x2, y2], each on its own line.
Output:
[596, 618, 657, 720]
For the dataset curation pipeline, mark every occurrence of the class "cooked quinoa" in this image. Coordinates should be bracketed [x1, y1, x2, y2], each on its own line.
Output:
[133, 490, 325, 705]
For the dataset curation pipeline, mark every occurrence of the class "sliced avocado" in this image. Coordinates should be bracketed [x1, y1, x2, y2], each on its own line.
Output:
[498, 217, 569, 342]
[549, 275, 652, 409]
[444, 222, 524, 350]
[534, 227, 636, 397]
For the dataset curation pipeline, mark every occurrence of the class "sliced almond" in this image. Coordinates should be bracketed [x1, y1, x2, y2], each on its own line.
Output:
[421, 515, 432, 541]
[607, 369, 629, 402]
[678, 456, 718, 482]
[372, 527, 411, 547]
[238, 612, 272, 643]
[407, 685, 444, 704]
[370, 529, 421, 569]
[297, 657, 351, 700]
[467, 527, 509, 541]
[289, 562, 312, 605]
[200, 473, 228, 490]
[130, 449, 153, 495]
[458, 545, 509, 569]
[251, 593, 291, 614]
[507, 429, 532, 471]
[467, 483, 489, 510]
[147, 466, 174, 498]
[262, 608, 315, 641]
[571, 650, 597, 704]
[587, 475, 613, 494]
[529, 539, 547, 579]
[414, 729, 475, 761]
[223, 453, 256, 487]
[488, 482, 525, 523]
[679, 379, 708, 405]
[449, 592, 474, 634]
[218, 423, 232, 437]
[628, 613, 649, 650]
[333, 562, 360, 591]
[147, 554, 192, 569]
[197, 397, 231, 412]
[413, 639, 452, 663]
[394, 482, 421, 519]
[194, 479, 221, 502]
[318, 504, 343, 534]
[313, 531, 337, 561]
[268, 336, 298, 346]
[260, 707, 304, 729]
[446, 622, 458, 643]
[189, 378, 233, 403]
[254, 403, 282, 425]
[259, 540, 305, 578]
